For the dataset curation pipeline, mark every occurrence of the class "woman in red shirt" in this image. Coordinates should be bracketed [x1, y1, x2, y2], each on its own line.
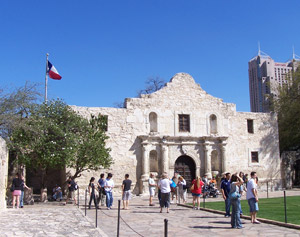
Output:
[191, 176, 204, 210]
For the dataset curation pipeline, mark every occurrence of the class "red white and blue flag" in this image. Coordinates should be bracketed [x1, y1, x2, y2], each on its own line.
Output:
[47, 61, 62, 80]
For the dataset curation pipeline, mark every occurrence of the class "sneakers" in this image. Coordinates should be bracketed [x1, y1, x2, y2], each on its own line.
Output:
[149, 204, 155, 206]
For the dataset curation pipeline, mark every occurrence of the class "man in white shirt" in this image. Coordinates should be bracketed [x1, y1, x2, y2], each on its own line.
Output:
[246, 171, 260, 224]
[104, 173, 114, 210]
[148, 173, 156, 206]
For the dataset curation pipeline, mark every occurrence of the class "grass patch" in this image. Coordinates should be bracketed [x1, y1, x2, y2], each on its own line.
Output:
[189, 196, 300, 225]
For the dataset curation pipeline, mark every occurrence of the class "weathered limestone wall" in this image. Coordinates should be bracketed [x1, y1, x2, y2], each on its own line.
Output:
[71, 72, 282, 194]
[0, 137, 8, 210]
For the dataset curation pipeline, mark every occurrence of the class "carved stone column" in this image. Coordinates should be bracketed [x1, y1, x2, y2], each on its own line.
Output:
[221, 143, 227, 173]
[161, 145, 169, 174]
[204, 143, 212, 179]
[140, 144, 151, 195]
[141, 145, 150, 180]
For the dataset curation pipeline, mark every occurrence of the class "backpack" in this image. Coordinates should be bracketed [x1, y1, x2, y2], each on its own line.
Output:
[74, 183, 78, 190]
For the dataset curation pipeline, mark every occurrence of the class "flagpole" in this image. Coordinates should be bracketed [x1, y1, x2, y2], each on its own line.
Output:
[45, 53, 49, 102]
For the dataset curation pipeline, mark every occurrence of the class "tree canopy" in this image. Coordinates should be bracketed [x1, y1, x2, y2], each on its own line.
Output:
[271, 66, 300, 152]
[9, 99, 111, 186]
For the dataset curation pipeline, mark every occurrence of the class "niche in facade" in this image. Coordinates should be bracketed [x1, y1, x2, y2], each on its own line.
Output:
[149, 150, 158, 172]
[210, 114, 218, 134]
[149, 112, 158, 133]
[211, 150, 221, 173]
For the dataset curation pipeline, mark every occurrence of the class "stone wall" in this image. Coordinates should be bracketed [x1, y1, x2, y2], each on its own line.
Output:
[71, 73, 282, 194]
[0, 137, 8, 210]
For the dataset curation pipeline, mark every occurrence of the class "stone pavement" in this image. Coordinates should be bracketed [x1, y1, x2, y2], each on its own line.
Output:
[0, 190, 299, 237]
[85, 195, 300, 237]
[0, 204, 104, 237]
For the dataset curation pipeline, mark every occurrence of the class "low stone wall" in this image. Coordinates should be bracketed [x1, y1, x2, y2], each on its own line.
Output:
[0, 137, 8, 210]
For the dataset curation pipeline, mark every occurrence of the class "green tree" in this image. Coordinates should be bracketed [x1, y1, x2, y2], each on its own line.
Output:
[10, 99, 111, 187]
[271, 68, 300, 152]
[0, 82, 41, 140]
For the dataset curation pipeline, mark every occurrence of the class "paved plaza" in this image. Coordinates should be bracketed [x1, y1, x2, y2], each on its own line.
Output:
[0, 191, 299, 237]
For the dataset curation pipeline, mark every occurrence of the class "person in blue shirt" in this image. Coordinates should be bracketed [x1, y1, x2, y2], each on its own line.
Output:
[221, 172, 231, 217]
[97, 173, 106, 206]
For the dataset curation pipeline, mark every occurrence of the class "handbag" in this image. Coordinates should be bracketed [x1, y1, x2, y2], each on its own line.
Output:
[10, 184, 15, 192]
[190, 184, 195, 191]
[229, 184, 241, 200]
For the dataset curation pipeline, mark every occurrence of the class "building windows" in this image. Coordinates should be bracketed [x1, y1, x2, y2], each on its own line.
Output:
[247, 119, 254, 133]
[179, 114, 190, 132]
[251, 151, 259, 163]
[209, 114, 218, 134]
[149, 112, 158, 133]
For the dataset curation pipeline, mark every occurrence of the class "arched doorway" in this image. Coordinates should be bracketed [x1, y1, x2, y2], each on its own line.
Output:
[174, 155, 196, 189]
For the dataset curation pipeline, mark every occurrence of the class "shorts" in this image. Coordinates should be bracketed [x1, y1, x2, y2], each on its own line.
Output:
[248, 198, 259, 212]
[13, 190, 21, 196]
[192, 193, 201, 197]
[149, 188, 155, 197]
[68, 191, 75, 199]
[122, 190, 131, 201]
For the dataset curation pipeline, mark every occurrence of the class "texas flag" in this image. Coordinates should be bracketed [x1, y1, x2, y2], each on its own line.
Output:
[47, 61, 62, 80]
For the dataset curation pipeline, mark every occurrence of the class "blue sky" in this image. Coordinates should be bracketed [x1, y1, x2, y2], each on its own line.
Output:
[1, 0, 300, 112]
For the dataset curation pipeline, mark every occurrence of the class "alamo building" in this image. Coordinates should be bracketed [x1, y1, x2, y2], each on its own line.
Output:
[72, 72, 282, 194]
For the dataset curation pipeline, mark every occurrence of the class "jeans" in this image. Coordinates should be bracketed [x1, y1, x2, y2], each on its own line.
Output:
[53, 192, 62, 200]
[19, 191, 24, 207]
[106, 191, 113, 208]
[225, 197, 231, 216]
[231, 198, 242, 228]
[89, 192, 98, 208]
[238, 198, 243, 214]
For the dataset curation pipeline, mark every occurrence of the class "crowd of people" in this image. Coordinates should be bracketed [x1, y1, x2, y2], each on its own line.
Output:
[220, 171, 260, 229]
[10, 170, 260, 230]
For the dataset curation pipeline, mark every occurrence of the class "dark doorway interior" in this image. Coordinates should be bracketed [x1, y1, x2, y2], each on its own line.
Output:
[174, 155, 196, 190]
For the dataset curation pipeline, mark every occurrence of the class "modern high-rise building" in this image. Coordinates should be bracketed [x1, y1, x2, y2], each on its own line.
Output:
[248, 49, 299, 112]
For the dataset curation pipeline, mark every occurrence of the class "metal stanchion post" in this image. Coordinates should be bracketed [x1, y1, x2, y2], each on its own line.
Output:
[203, 194, 205, 208]
[96, 202, 98, 228]
[164, 218, 168, 237]
[284, 190, 287, 223]
[117, 200, 121, 237]
[267, 181, 269, 199]
[85, 188, 87, 216]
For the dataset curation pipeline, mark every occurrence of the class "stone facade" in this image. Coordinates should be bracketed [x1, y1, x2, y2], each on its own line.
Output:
[71, 73, 282, 194]
[0, 137, 8, 210]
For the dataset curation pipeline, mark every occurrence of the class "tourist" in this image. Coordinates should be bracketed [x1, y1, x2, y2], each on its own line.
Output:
[97, 173, 106, 206]
[66, 176, 77, 205]
[52, 184, 62, 201]
[170, 176, 177, 204]
[191, 176, 204, 210]
[210, 176, 217, 185]
[122, 174, 132, 210]
[148, 173, 156, 206]
[221, 172, 231, 217]
[104, 173, 114, 210]
[177, 176, 187, 204]
[158, 172, 172, 213]
[246, 171, 260, 224]
[20, 174, 30, 208]
[88, 177, 98, 209]
[11, 173, 22, 209]
[202, 174, 208, 185]
[229, 173, 244, 229]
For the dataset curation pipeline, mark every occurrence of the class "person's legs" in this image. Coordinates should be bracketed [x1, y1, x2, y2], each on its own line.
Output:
[12, 195, 16, 208]
[192, 195, 196, 208]
[58, 191, 62, 201]
[93, 194, 98, 208]
[20, 191, 24, 207]
[89, 193, 93, 208]
[197, 196, 200, 209]
[225, 197, 231, 216]
[238, 198, 242, 215]
[16, 195, 20, 209]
